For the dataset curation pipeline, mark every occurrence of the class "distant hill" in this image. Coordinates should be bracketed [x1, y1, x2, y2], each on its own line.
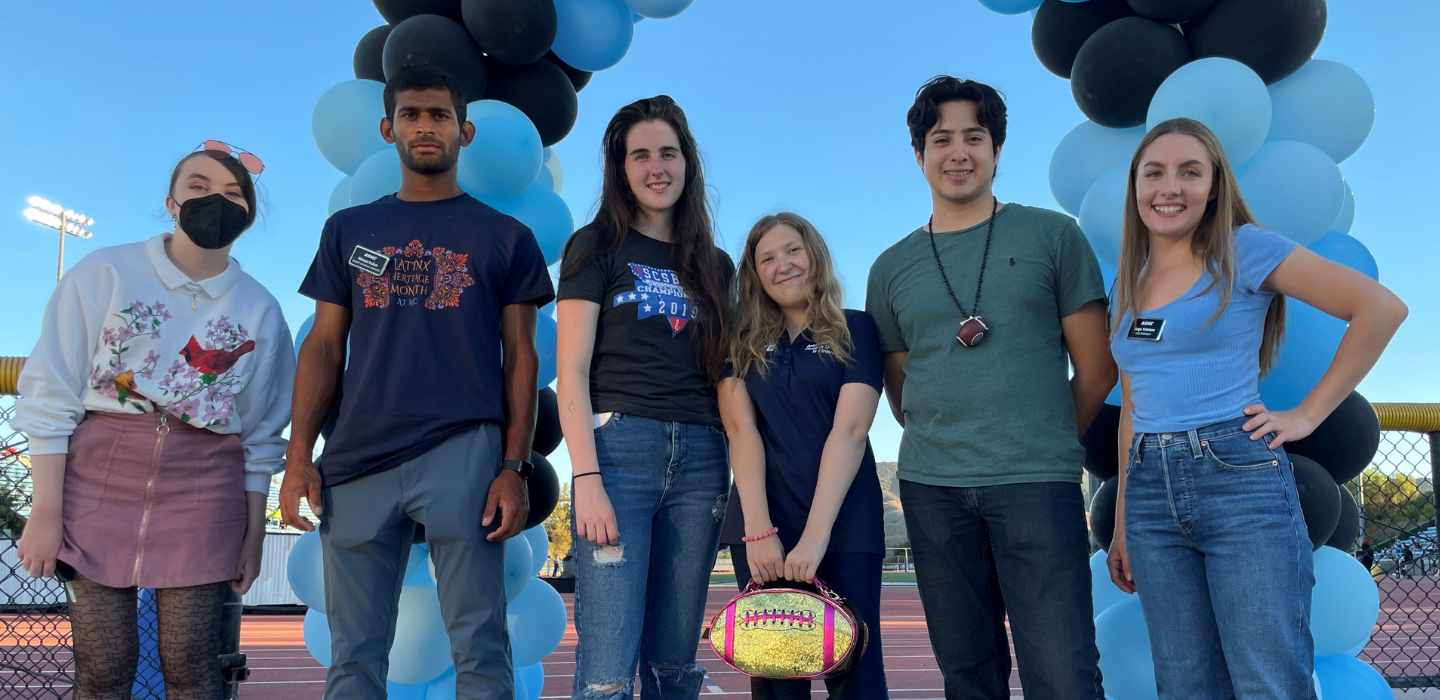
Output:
[877, 461, 908, 548]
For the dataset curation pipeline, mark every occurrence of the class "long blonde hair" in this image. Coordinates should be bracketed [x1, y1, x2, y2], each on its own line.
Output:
[730, 212, 852, 378]
[1111, 118, 1286, 374]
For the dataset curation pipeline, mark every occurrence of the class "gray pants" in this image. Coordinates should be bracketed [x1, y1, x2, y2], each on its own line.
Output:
[319, 422, 512, 700]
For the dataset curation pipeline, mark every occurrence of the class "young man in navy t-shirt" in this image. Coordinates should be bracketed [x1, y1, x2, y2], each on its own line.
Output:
[281, 64, 554, 700]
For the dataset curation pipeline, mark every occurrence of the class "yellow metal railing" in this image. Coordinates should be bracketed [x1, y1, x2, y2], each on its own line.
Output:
[1375, 403, 1440, 434]
[0, 356, 23, 396]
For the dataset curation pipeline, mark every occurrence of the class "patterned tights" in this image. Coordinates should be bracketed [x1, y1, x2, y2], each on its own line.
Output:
[67, 574, 230, 700]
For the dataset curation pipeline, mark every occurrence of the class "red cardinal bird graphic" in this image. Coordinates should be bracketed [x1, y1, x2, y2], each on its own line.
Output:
[179, 336, 256, 377]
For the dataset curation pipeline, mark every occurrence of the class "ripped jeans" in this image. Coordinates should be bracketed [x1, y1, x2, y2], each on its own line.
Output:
[572, 413, 729, 699]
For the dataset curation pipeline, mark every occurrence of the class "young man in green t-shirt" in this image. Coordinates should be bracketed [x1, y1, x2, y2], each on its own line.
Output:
[865, 76, 1116, 699]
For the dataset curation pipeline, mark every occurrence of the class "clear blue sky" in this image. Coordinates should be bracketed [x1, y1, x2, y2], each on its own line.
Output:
[3, 1, 1436, 478]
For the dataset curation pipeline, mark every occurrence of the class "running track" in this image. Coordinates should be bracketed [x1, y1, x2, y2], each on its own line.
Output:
[4, 580, 1433, 698]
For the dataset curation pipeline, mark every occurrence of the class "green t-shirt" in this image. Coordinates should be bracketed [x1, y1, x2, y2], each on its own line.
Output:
[864, 203, 1106, 488]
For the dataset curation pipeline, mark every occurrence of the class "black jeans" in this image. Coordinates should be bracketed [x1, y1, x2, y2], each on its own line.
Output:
[900, 480, 1104, 700]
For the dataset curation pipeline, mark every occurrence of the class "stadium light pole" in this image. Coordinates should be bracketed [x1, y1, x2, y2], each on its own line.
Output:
[24, 195, 95, 284]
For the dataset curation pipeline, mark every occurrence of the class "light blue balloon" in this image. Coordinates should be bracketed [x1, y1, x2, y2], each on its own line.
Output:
[1332, 180, 1354, 235]
[536, 312, 558, 388]
[329, 177, 354, 216]
[623, 0, 694, 19]
[523, 525, 551, 576]
[1147, 58, 1271, 165]
[424, 665, 527, 700]
[1314, 655, 1391, 700]
[1258, 299, 1346, 412]
[294, 314, 315, 362]
[458, 100, 544, 199]
[1050, 121, 1145, 216]
[1099, 261, 1117, 296]
[404, 544, 434, 587]
[287, 530, 327, 613]
[387, 679, 429, 700]
[484, 185, 575, 266]
[505, 535, 534, 603]
[537, 148, 563, 194]
[509, 579, 567, 667]
[350, 149, 403, 206]
[519, 662, 544, 700]
[1308, 231, 1378, 281]
[1090, 550, 1131, 619]
[303, 609, 332, 667]
[312, 80, 390, 176]
[1311, 546, 1380, 657]
[1237, 141, 1344, 246]
[978, 0, 1042, 13]
[390, 585, 454, 685]
[1267, 60, 1375, 164]
[1095, 597, 1158, 700]
[552, 0, 634, 72]
[1078, 164, 1128, 268]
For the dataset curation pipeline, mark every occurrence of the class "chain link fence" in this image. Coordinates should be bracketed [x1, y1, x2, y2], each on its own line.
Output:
[1351, 427, 1440, 691]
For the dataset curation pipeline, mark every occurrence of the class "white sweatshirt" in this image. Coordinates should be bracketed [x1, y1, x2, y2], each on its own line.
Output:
[14, 234, 295, 493]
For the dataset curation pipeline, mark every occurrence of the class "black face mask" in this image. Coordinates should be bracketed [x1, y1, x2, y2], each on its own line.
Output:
[178, 193, 249, 249]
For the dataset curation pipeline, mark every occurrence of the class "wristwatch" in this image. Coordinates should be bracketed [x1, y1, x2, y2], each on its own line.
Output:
[502, 459, 534, 479]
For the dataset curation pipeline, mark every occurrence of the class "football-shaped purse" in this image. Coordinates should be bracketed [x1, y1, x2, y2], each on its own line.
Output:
[704, 577, 868, 681]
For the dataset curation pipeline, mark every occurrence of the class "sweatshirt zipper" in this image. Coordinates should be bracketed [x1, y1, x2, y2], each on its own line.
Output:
[132, 411, 169, 586]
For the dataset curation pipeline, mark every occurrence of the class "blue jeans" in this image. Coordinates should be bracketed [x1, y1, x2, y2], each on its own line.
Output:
[571, 413, 729, 700]
[730, 547, 889, 700]
[1124, 417, 1316, 700]
[900, 480, 1103, 700]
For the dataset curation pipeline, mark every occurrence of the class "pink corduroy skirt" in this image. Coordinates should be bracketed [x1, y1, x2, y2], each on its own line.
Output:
[58, 410, 247, 589]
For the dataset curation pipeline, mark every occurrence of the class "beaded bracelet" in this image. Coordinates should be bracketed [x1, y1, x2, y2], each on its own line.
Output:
[742, 527, 779, 543]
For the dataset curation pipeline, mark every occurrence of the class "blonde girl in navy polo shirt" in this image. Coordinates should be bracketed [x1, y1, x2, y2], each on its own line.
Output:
[1105, 118, 1406, 699]
[719, 212, 889, 700]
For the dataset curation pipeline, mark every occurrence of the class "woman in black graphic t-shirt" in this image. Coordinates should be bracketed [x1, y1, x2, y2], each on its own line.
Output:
[555, 96, 734, 699]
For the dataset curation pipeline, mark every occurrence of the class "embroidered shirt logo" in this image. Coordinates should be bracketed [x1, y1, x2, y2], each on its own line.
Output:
[356, 239, 475, 310]
[804, 344, 834, 355]
[614, 263, 699, 335]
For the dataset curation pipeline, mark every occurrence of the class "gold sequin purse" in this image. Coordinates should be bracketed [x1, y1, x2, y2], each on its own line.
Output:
[704, 577, 868, 681]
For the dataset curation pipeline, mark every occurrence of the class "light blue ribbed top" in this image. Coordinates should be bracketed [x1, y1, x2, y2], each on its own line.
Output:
[1112, 225, 1300, 434]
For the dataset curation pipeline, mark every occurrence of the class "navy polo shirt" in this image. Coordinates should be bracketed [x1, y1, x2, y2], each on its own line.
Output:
[721, 310, 886, 555]
[299, 193, 554, 486]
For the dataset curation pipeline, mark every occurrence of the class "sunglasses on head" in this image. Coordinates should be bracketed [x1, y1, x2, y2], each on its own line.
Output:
[196, 139, 264, 175]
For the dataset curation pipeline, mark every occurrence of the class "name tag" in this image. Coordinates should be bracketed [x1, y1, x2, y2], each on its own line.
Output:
[1128, 317, 1166, 342]
[349, 245, 390, 275]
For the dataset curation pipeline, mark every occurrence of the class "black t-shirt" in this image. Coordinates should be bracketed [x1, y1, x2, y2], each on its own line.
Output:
[557, 227, 733, 427]
[299, 193, 554, 486]
[719, 311, 886, 555]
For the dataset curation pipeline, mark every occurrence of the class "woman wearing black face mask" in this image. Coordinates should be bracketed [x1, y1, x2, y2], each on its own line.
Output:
[13, 143, 295, 700]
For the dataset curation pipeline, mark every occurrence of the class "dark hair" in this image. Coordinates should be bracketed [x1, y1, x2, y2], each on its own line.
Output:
[559, 96, 732, 385]
[907, 76, 1008, 155]
[168, 152, 258, 230]
[383, 64, 468, 122]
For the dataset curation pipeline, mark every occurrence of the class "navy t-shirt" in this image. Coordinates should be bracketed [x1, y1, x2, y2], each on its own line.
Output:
[720, 310, 886, 555]
[299, 193, 555, 486]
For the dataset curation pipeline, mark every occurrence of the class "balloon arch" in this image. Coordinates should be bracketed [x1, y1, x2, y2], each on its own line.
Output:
[296, 1, 1387, 697]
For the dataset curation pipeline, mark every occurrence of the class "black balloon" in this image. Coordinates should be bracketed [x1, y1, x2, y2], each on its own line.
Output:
[1292, 454, 1341, 551]
[1089, 477, 1119, 551]
[354, 25, 394, 82]
[535, 387, 562, 457]
[546, 50, 592, 92]
[1071, 17, 1190, 128]
[526, 451, 561, 530]
[1082, 404, 1122, 481]
[1126, 0, 1217, 24]
[1188, 0, 1326, 84]
[1325, 485, 1361, 552]
[462, 0, 557, 66]
[1032, 0, 1135, 79]
[1286, 391, 1381, 485]
[373, 0, 463, 24]
[484, 58, 579, 147]
[383, 15, 489, 106]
